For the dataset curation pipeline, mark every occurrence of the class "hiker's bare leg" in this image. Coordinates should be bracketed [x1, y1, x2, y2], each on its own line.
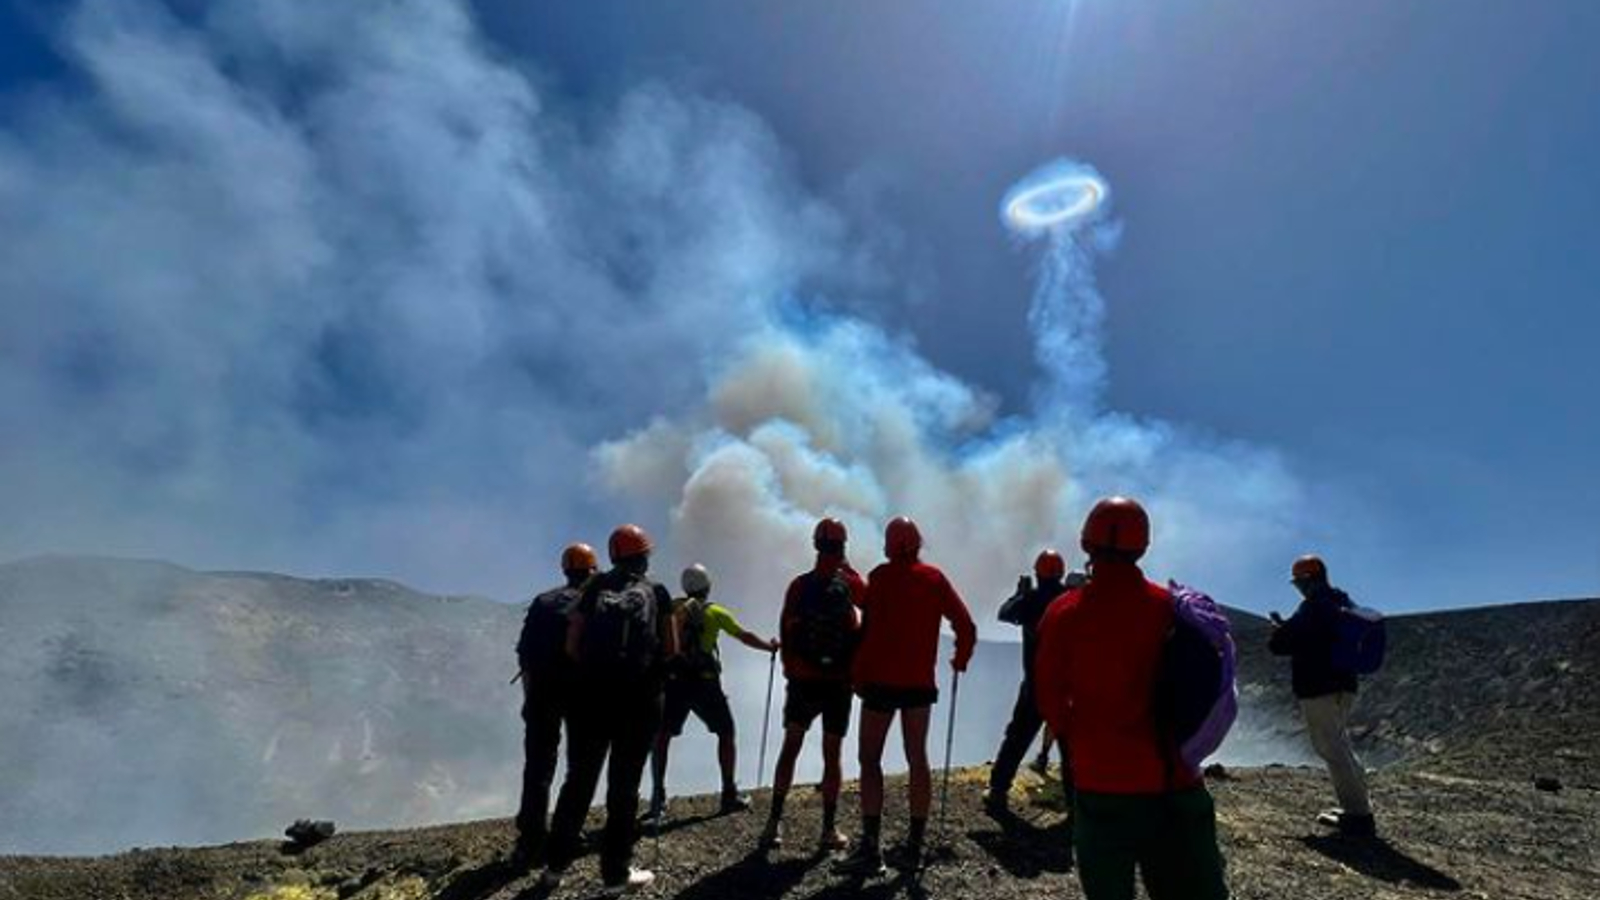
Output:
[649, 730, 670, 806]
[821, 732, 844, 807]
[774, 726, 806, 799]
[718, 729, 738, 795]
[858, 708, 894, 817]
[901, 705, 933, 819]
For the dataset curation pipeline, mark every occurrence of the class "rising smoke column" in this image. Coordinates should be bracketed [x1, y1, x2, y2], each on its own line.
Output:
[600, 157, 1307, 631]
[1002, 159, 1115, 417]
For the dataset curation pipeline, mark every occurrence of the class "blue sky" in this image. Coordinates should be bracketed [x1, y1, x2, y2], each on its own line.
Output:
[1, 0, 1596, 614]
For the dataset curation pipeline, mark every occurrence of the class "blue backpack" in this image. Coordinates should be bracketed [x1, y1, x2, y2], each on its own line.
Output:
[1331, 603, 1386, 675]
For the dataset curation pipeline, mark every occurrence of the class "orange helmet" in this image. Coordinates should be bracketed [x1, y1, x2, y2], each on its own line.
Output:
[1080, 496, 1150, 559]
[607, 524, 653, 563]
[813, 517, 849, 548]
[884, 516, 922, 560]
[1034, 549, 1067, 581]
[1291, 554, 1328, 583]
[560, 542, 599, 573]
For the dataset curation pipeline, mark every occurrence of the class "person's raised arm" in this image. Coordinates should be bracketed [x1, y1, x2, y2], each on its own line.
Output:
[941, 573, 978, 673]
[720, 604, 777, 653]
[1268, 600, 1311, 656]
[997, 575, 1031, 625]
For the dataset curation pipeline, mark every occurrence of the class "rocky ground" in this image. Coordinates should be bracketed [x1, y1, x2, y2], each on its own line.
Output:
[4, 760, 1596, 900]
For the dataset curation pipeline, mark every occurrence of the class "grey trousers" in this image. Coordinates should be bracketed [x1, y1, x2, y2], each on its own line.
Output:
[1301, 692, 1371, 816]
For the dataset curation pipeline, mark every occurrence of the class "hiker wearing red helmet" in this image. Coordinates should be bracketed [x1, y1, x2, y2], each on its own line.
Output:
[511, 542, 599, 871]
[543, 525, 678, 895]
[838, 517, 976, 875]
[984, 548, 1085, 815]
[1035, 498, 1229, 900]
[760, 517, 865, 854]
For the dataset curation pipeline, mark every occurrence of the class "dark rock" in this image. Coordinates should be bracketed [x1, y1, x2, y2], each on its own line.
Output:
[284, 819, 337, 849]
[1204, 763, 1233, 781]
[1533, 776, 1563, 793]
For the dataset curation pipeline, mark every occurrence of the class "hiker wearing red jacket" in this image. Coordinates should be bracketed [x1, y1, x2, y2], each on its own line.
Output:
[1035, 497, 1229, 900]
[838, 517, 976, 876]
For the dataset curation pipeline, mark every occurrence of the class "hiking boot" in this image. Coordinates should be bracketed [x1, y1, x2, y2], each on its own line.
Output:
[1316, 809, 1377, 838]
[719, 792, 752, 815]
[599, 868, 654, 897]
[640, 798, 668, 828]
[886, 837, 928, 874]
[1337, 814, 1377, 838]
[537, 865, 567, 890]
[508, 840, 542, 874]
[758, 819, 783, 851]
[817, 828, 850, 854]
[833, 843, 886, 878]
[982, 788, 1010, 816]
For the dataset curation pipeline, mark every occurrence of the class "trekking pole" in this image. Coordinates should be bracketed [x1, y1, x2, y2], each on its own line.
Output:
[756, 648, 777, 789]
[936, 669, 962, 852]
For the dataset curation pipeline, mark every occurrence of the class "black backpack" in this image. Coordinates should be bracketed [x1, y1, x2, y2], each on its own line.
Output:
[516, 586, 580, 675]
[787, 570, 856, 676]
[579, 576, 661, 676]
[675, 598, 722, 678]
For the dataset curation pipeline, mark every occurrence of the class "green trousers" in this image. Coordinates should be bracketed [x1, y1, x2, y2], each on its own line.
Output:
[1073, 786, 1229, 900]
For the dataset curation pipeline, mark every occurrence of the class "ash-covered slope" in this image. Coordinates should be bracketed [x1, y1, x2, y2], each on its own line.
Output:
[4, 765, 1596, 900]
[0, 555, 524, 856]
[1227, 597, 1600, 783]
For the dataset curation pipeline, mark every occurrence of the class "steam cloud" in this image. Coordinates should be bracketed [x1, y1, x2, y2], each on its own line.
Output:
[598, 157, 1307, 633]
[0, 0, 1314, 853]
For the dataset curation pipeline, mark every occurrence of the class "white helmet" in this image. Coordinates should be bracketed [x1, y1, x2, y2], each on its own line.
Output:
[681, 563, 713, 597]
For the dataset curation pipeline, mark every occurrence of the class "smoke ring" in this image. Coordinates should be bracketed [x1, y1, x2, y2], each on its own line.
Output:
[1002, 170, 1108, 234]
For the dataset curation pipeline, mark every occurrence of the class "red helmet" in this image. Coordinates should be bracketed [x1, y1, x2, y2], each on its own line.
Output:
[1034, 549, 1066, 581]
[1291, 554, 1328, 583]
[560, 542, 598, 573]
[608, 524, 653, 563]
[813, 517, 848, 548]
[1080, 496, 1150, 559]
[884, 516, 922, 560]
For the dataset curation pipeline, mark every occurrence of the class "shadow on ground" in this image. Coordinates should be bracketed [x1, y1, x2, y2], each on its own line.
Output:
[673, 851, 816, 900]
[1301, 834, 1462, 891]
[437, 859, 525, 900]
[968, 811, 1074, 878]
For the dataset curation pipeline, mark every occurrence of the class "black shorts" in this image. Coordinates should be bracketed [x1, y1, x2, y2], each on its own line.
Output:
[783, 679, 854, 737]
[858, 683, 939, 713]
[663, 677, 735, 738]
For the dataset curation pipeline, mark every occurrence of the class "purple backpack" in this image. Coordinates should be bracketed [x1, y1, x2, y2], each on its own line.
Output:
[1154, 581, 1239, 778]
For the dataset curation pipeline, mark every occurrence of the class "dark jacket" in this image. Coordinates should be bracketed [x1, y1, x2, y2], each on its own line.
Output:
[1269, 585, 1359, 699]
[517, 584, 583, 681]
[998, 572, 1086, 679]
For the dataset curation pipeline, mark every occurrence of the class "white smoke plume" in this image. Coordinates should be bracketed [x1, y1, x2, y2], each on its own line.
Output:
[598, 159, 1307, 635]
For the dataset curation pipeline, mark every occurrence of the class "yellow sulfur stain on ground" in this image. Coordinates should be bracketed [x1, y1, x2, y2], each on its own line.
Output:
[365, 876, 430, 900]
[242, 887, 337, 900]
[242, 876, 428, 900]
